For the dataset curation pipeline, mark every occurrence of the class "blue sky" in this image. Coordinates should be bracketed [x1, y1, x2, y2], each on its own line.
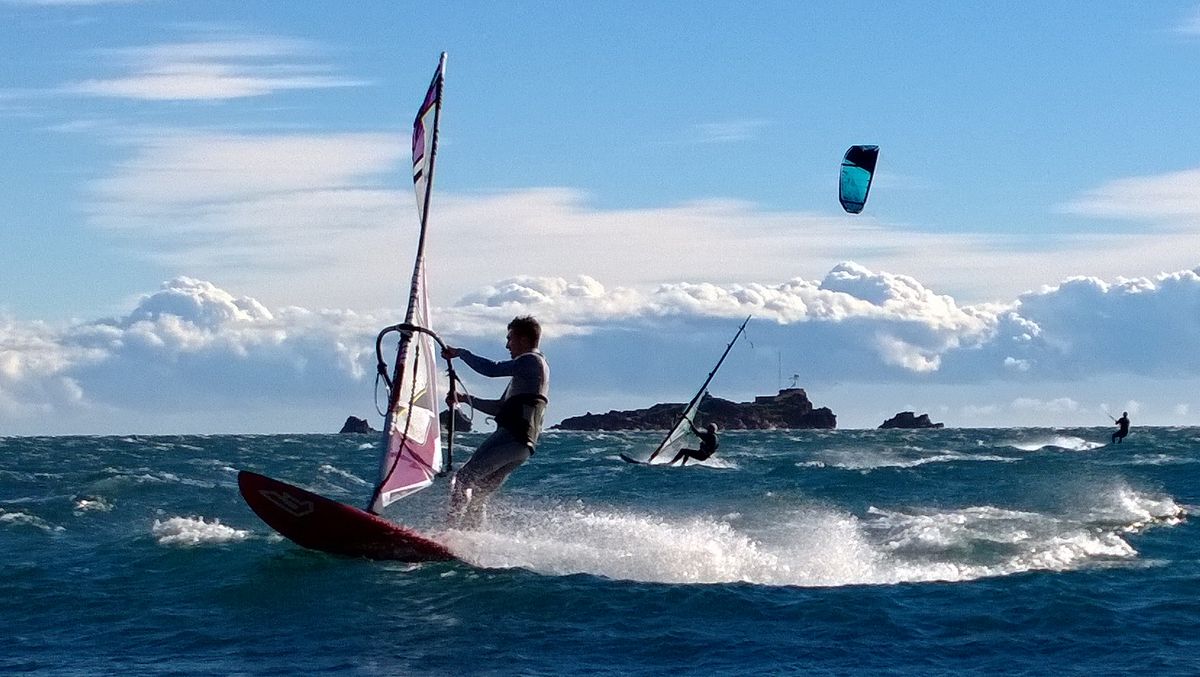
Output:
[4, 1, 1200, 434]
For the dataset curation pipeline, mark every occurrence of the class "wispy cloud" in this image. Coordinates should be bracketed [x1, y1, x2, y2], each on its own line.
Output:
[1176, 8, 1200, 35]
[78, 129, 1200, 313]
[690, 119, 771, 144]
[84, 130, 407, 308]
[959, 403, 1000, 418]
[90, 131, 403, 205]
[1011, 397, 1079, 414]
[66, 36, 367, 101]
[1059, 168, 1200, 225]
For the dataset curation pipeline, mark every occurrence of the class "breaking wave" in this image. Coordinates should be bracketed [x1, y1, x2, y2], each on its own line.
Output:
[152, 516, 251, 546]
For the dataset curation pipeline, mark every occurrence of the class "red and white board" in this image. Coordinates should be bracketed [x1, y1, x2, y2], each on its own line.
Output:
[237, 470, 455, 562]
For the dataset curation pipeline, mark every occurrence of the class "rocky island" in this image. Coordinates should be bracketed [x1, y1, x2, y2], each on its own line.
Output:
[339, 410, 472, 434]
[554, 388, 836, 431]
[338, 416, 376, 434]
[879, 411, 944, 429]
[440, 408, 473, 432]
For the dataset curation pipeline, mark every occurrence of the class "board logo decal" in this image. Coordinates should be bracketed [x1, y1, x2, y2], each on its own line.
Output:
[259, 489, 314, 517]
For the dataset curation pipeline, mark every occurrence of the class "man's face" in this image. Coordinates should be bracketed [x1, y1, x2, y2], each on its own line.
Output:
[505, 330, 525, 358]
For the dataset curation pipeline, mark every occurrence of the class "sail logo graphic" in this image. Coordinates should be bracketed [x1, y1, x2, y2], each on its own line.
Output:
[259, 489, 314, 518]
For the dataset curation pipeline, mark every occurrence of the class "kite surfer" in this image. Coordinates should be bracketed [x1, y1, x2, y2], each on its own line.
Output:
[1112, 411, 1130, 444]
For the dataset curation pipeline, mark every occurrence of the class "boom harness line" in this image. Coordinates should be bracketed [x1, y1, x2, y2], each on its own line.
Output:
[373, 322, 470, 477]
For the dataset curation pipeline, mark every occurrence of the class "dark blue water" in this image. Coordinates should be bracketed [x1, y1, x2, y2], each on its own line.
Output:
[1, 428, 1196, 675]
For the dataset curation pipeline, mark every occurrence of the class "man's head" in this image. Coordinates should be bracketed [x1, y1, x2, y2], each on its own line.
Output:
[707, 422, 719, 433]
[1122, 411, 1128, 417]
[505, 316, 541, 358]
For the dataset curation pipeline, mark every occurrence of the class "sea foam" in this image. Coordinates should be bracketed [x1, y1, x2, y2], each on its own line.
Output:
[1009, 435, 1106, 452]
[152, 516, 250, 546]
[0, 508, 64, 533]
[434, 496, 1154, 587]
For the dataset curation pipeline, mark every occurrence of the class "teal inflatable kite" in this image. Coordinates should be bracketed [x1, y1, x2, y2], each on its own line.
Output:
[839, 145, 879, 214]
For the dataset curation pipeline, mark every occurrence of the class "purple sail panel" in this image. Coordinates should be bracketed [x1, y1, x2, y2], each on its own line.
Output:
[412, 62, 442, 224]
[373, 289, 444, 510]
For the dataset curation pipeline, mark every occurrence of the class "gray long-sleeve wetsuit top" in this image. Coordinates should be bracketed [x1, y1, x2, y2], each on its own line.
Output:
[459, 349, 550, 445]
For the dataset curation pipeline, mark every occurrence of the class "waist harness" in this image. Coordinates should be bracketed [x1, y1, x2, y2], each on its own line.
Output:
[494, 393, 549, 449]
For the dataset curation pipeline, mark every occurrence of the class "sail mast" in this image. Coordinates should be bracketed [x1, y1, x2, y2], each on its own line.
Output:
[369, 53, 449, 513]
[647, 315, 751, 462]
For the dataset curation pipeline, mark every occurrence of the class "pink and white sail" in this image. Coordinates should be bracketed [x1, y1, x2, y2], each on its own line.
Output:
[372, 54, 448, 512]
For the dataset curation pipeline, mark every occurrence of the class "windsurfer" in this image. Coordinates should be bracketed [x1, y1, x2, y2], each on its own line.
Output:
[668, 422, 719, 466]
[1112, 411, 1130, 444]
[442, 316, 549, 528]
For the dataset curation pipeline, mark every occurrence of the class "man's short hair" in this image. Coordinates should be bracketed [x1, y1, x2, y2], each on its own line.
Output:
[508, 316, 541, 346]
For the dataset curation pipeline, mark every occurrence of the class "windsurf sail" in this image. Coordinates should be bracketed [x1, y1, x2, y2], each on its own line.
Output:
[645, 316, 751, 463]
[839, 144, 879, 214]
[370, 53, 449, 513]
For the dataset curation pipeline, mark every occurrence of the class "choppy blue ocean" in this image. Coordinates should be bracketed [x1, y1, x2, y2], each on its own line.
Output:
[2, 428, 1197, 675]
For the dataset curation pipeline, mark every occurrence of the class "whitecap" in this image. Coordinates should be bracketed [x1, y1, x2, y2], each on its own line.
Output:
[808, 447, 1015, 471]
[318, 464, 370, 486]
[0, 508, 65, 533]
[1008, 435, 1105, 452]
[1123, 454, 1197, 466]
[863, 503, 1139, 579]
[1080, 485, 1187, 531]
[73, 496, 113, 514]
[696, 456, 739, 469]
[152, 516, 251, 546]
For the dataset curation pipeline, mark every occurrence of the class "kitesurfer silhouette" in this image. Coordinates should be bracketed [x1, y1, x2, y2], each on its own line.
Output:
[1112, 411, 1130, 444]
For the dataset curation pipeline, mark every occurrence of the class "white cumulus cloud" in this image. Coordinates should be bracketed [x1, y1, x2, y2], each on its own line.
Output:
[5, 262, 1200, 433]
[1012, 269, 1200, 378]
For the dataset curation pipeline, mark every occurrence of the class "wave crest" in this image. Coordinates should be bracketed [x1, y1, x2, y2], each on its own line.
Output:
[152, 516, 250, 546]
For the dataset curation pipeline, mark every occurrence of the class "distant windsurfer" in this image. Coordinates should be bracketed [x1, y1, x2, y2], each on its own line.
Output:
[442, 316, 549, 528]
[668, 422, 719, 466]
[1112, 411, 1130, 444]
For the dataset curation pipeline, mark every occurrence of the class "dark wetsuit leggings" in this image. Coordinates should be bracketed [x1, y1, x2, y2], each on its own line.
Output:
[449, 429, 531, 529]
[669, 445, 715, 466]
[670, 431, 718, 466]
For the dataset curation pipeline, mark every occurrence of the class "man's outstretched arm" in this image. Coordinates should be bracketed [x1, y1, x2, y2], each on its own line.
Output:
[456, 350, 519, 378]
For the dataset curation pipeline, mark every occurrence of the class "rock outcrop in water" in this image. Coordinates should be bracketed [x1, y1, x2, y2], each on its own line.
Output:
[879, 411, 944, 429]
[339, 416, 376, 434]
[553, 388, 836, 430]
[340, 411, 472, 434]
[440, 408, 473, 432]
